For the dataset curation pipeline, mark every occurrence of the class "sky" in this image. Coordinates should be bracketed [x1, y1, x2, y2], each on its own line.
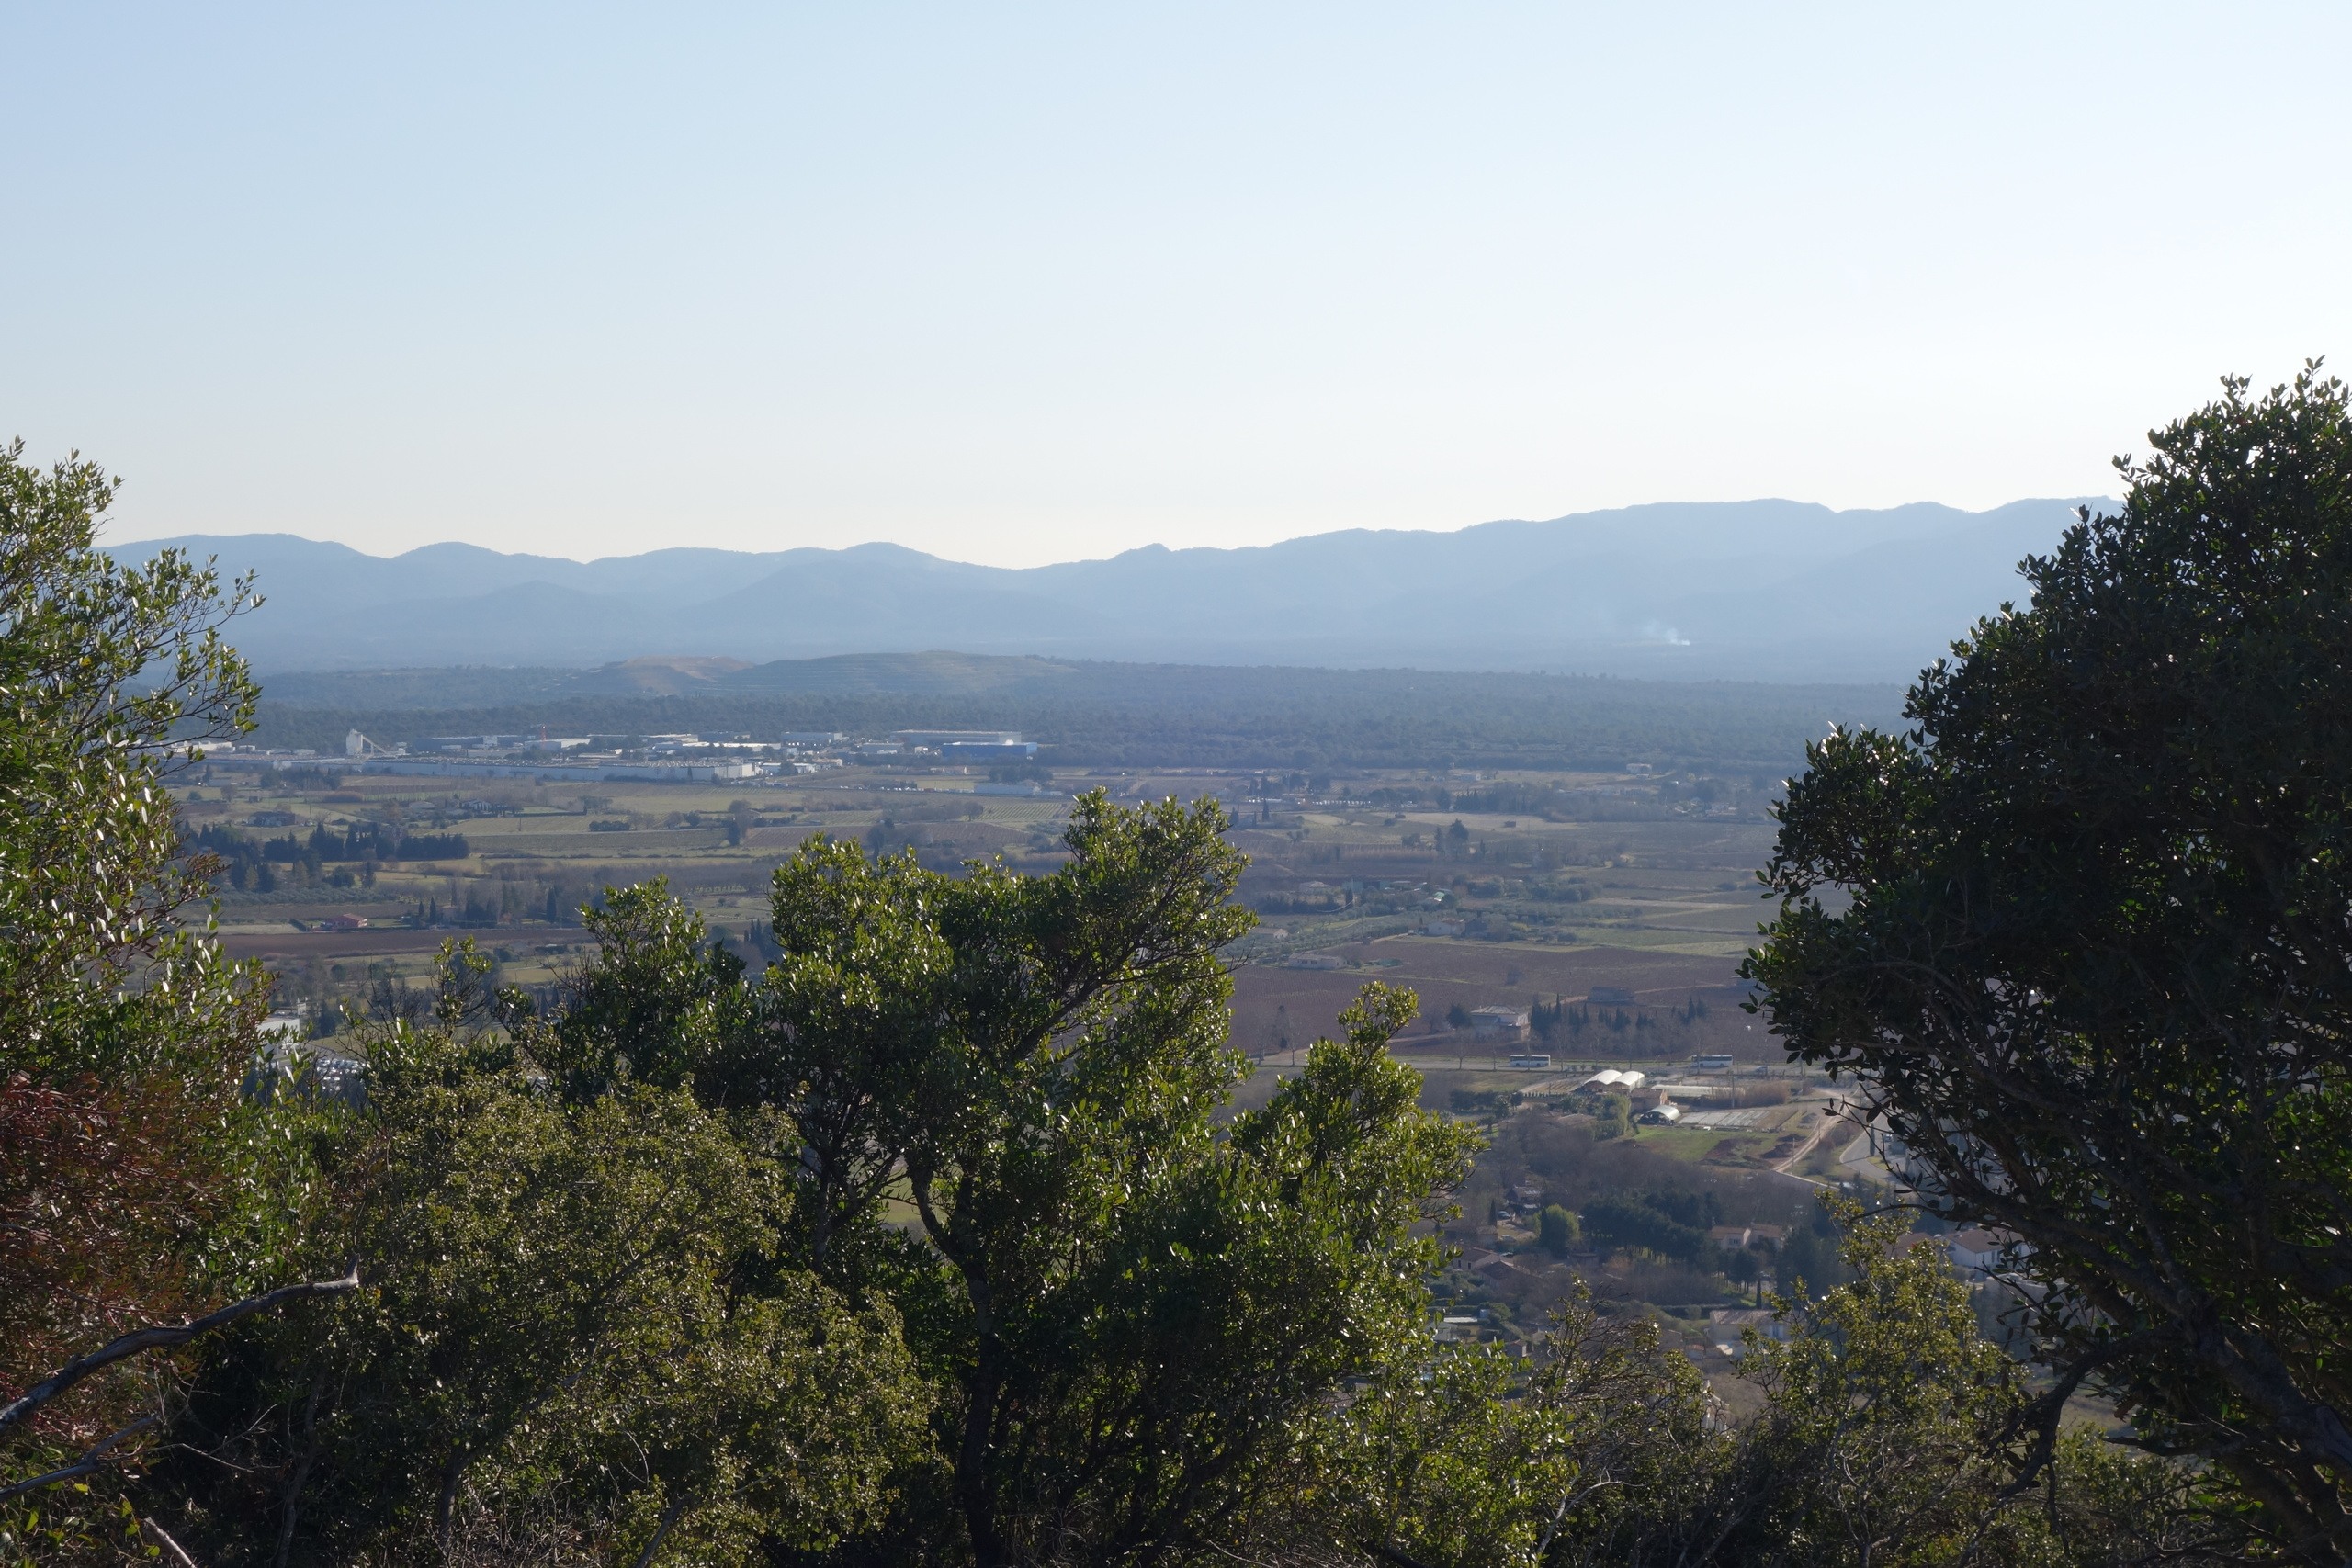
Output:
[7, 4, 2349, 568]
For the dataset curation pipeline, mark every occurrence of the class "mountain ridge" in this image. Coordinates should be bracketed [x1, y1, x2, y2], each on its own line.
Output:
[114, 496, 2108, 681]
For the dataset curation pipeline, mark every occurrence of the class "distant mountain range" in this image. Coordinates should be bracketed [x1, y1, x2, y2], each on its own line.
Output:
[113, 497, 2105, 681]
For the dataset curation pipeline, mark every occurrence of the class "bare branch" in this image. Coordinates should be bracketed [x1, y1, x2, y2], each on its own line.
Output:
[143, 1515, 204, 1568]
[0, 1269, 359, 1437]
[0, 1415, 156, 1503]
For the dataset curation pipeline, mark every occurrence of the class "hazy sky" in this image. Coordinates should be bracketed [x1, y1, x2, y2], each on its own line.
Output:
[9, 4, 2348, 568]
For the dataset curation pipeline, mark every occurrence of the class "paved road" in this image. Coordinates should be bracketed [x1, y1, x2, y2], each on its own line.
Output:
[1770, 1095, 1850, 1182]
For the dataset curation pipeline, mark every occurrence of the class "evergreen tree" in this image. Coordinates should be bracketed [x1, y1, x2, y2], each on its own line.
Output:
[1749, 367, 2352, 1550]
[0, 443, 344, 1555]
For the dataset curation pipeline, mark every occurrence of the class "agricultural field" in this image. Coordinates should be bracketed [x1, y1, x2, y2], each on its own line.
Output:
[183, 756, 1804, 1074]
[182, 751, 1890, 1376]
[182, 758, 1788, 1029]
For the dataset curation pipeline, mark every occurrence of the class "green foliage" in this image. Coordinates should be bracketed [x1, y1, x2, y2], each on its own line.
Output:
[0, 438, 260, 1085]
[6, 450, 2278, 1562]
[1581, 1191, 1715, 1264]
[727, 797, 1479, 1564]
[733, 834, 961, 1284]
[1724, 1207, 2044, 1564]
[151, 795, 1485, 1563]
[1710, 1206, 2245, 1566]
[1448, 1088, 1512, 1119]
[409, 1048, 912, 1556]
[1578, 1086, 1635, 1142]
[1273, 1291, 1719, 1568]
[987, 985, 1475, 1565]
[164, 1013, 928, 1563]
[1451, 781, 1577, 818]
[1747, 366, 2352, 1549]
[1276, 1208, 2242, 1568]
[1776, 1208, 1853, 1300]
[0, 442, 302, 1549]
[1536, 1203, 1577, 1255]
[541, 879, 750, 1099]
[185, 821, 469, 874]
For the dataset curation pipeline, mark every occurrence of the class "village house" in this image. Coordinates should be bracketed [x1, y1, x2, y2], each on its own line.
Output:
[1467, 1005, 1531, 1041]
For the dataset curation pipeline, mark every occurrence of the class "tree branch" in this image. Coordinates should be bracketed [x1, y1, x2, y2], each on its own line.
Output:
[143, 1515, 204, 1568]
[630, 1491, 695, 1568]
[0, 1269, 360, 1438]
[0, 1415, 156, 1503]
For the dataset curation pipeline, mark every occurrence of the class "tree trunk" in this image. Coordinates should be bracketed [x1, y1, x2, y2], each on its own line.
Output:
[435, 1446, 469, 1556]
[272, 1370, 327, 1568]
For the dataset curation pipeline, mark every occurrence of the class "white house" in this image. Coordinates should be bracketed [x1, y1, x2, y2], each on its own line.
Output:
[1468, 1006, 1531, 1040]
[1945, 1229, 2015, 1277]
